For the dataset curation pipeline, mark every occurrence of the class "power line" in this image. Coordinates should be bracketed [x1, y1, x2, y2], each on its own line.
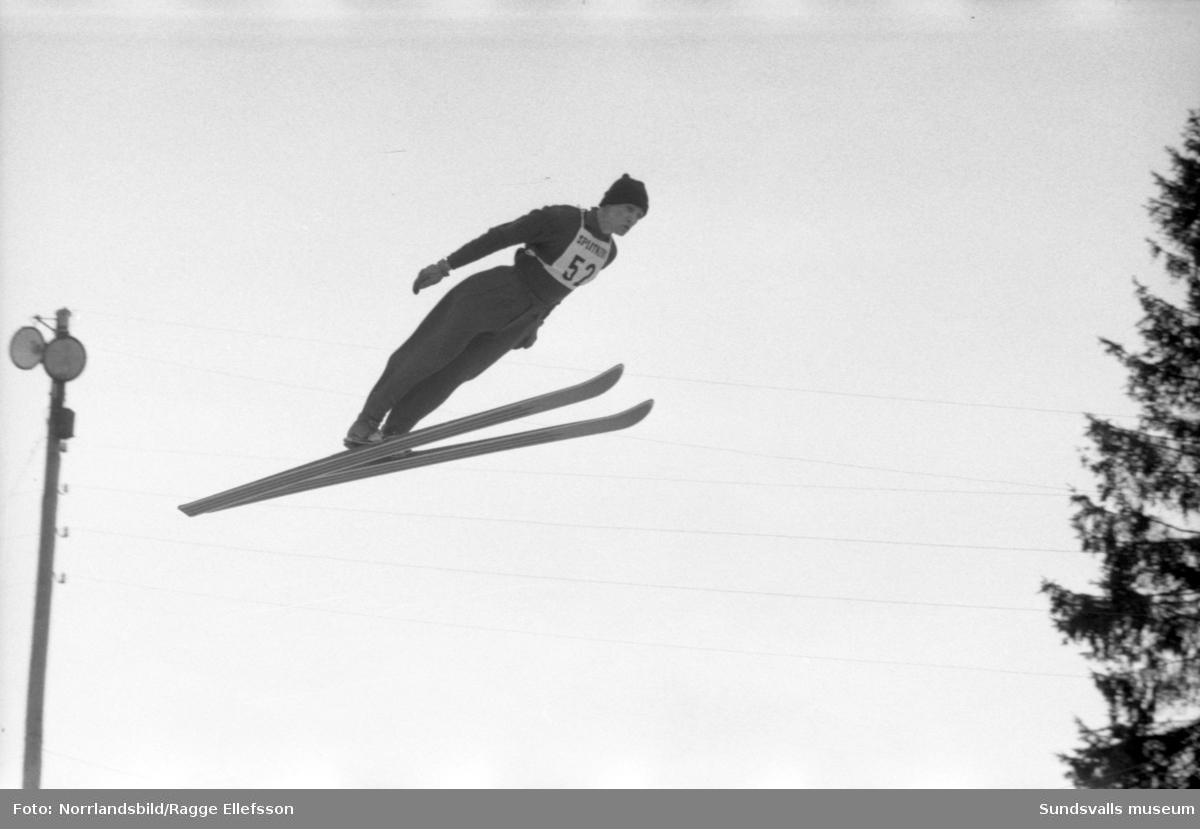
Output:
[621, 434, 1076, 492]
[81, 308, 382, 351]
[80, 307, 1134, 418]
[77, 405, 1082, 492]
[81, 497, 1080, 560]
[43, 748, 166, 786]
[4, 436, 45, 500]
[90, 346, 361, 398]
[70, 572, 1086, 680]
[68, 528, 1049, 613]
[73, 468, 1080, 500]
[525, 361, 1134, 418]
[84, 341, 1094, 493]
[492, 467, 1075, 497]
[251, 504, 1083, 554]
[78, 416, 1083, 499]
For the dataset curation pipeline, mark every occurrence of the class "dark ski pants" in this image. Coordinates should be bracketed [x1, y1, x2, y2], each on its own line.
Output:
[359, 266, 551, 435]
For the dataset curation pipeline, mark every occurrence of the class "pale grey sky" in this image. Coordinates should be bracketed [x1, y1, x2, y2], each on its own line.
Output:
[2, 0, 1199, 788]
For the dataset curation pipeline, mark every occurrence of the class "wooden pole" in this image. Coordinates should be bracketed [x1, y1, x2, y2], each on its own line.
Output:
[22, 309, 69, 789]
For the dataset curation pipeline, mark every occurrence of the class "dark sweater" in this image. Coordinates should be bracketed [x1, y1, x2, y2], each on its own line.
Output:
[444, 205, 618, 305]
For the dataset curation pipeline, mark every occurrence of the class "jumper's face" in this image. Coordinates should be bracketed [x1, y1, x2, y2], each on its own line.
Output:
[600, 203, 645, 237]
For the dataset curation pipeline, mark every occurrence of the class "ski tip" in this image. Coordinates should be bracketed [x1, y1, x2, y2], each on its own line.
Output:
[628, 399, 654, 423]
[580, 364, 624, 397]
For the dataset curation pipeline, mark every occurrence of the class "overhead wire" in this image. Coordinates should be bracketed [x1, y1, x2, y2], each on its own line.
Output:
[4, 436, 46, 500]
[70, 346, 1087, 493]
[42, 748, 167, 786]
[68, 527, 1053, 612]
[78, 307, 1136, 418]
[77, 500, 1080, 554]
[524, 361, 1137, 418]
[619, 433, 1075, 492]
[80, 308, 381, 351]
[60, 518, 1169, 623]
[90, 346, 361, 398]
[74, 462, 1081, 498]
[68, 572, 1087, 680]
[255, 503, 1082, 554]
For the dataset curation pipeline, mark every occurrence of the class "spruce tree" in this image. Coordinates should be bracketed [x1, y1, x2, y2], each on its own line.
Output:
[1042, 110, 1200, 788]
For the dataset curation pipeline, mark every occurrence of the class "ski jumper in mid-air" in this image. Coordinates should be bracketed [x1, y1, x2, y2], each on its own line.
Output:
[344, 173, 649, 448]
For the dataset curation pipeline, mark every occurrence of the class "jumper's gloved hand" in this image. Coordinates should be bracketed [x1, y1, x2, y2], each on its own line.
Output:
[413, 260, 451, 294]
[515, 315, 545, 350]
[516, 328, 538, 349]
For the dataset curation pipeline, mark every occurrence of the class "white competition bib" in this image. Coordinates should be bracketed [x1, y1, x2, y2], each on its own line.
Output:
[531, 210, 611, 290]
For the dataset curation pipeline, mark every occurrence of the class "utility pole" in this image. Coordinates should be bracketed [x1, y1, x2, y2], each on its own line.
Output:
[9, 308, 86, 789]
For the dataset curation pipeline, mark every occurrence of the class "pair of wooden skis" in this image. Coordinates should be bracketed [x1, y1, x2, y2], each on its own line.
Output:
[178, 365, 651, 517]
